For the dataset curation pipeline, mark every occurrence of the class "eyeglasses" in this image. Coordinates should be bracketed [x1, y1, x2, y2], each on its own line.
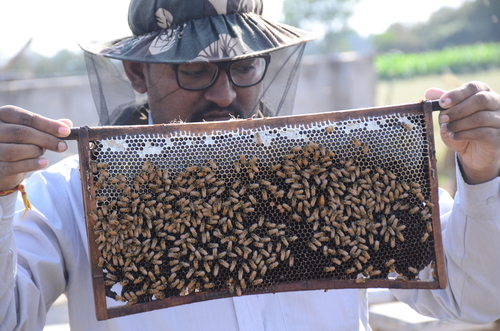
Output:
[169, 55, 270, 91]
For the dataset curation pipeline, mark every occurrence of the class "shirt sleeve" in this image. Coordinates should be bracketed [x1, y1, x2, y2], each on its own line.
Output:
[0, 193, 19, 330]
[0, 157, 81, 331]
[392, 161, 500, 324]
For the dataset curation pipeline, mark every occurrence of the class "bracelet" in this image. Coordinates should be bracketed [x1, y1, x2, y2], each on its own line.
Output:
[0, 184, 32, 220]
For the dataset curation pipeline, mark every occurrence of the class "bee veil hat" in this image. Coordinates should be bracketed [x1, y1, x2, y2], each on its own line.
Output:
[81, 0, 315, 125]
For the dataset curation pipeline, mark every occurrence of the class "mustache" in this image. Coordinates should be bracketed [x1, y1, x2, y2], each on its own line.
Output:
[188, 103, 246, 122]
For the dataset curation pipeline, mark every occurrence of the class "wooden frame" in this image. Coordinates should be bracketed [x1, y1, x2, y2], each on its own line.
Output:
[71, 100, 446, 320]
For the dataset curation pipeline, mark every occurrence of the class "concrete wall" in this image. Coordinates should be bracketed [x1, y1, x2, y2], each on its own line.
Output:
[0, 76, 99, 126]
[0, 53, 375, 166]
[294, 52, 375, 115]
[0, 76, 99, 167]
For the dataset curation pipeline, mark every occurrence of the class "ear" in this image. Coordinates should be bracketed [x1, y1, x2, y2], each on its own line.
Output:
[122, 61, 148, 94]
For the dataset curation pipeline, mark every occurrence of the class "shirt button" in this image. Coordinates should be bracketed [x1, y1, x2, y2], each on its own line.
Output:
[486, 196, 496, 205]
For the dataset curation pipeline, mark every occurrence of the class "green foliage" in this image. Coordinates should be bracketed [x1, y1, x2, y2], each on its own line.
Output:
[282, 0, 360, 54]
[283, 0, 358, 29]
[375, 43, 500, 80]
[32, 50, 87, 77]
[374, 0, 500, 53]
[6, 49, 87, 78]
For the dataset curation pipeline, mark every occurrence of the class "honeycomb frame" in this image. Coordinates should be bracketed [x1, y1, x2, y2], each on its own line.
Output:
[74, 100, 446, 320]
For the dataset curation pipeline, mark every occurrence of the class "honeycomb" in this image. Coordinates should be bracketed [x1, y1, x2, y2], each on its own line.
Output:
[83, 106, 441, 313]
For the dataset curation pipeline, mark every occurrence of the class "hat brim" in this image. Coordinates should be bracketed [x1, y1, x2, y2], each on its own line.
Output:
[80, 12, 315, 63]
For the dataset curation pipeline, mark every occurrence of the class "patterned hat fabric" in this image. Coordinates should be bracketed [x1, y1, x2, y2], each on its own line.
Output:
[81, 0, 315, 63]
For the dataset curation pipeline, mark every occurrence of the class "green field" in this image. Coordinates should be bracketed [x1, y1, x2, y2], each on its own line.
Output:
[375, 43, 500, 80]
[375, 68, 500, 195]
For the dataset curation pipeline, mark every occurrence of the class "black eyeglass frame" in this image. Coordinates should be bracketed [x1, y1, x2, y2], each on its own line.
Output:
[168, 54, 271, 91]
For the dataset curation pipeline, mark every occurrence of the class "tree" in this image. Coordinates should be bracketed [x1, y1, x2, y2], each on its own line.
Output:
[282, 0, 361, 55]
[374, 0, 500, 53]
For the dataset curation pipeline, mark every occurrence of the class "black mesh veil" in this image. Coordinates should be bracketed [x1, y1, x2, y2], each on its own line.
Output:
[259, 44, 306, 117]
[84, 53, 147, 126]
[84, 44, 306, 126]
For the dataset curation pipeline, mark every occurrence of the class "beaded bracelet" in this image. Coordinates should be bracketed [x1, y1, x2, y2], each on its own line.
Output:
[0, 184, 32, 220]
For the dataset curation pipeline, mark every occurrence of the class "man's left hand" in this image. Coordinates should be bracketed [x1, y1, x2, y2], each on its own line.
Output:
[426, 81, 500, 185]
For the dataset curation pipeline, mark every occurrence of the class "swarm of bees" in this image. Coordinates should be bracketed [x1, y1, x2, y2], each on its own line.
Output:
[274, 141, 434, 279]
[92, 157, 299, 305]
[89, 119, 436, 306]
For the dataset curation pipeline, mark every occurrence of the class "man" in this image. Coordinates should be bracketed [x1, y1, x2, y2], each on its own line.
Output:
[1, 0, 500, 330]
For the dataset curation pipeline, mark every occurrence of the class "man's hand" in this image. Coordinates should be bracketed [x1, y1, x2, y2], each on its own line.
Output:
[0, 105, 72, 191]
[426, 81, 500, 185]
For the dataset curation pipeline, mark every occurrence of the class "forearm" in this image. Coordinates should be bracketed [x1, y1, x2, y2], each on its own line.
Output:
[0, 188, 68, 331]
[0, 193, 23, 330]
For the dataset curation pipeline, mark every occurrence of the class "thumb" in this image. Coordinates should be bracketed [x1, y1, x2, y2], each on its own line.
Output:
[425, 88, 446, 100]
[58, 118, 73, 127]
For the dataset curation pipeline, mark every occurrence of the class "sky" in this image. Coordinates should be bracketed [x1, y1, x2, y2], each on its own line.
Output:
[0, 0, 469, 61]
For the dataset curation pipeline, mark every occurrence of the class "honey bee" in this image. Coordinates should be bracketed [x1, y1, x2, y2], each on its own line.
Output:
[421, 233, 430, 242]
[390, 237, 396, 248]
[97, 162, 108, 169]
[229, 260, 237, 272]
[419, 199, 433, 208]
[352, 138, 362, 147]
[123, 292, 133, 302]
[358, 255, 368, 264]
[362, 143, 369, 154]
[167, 278, 180, 289]
[355, 276, 366, 284]
[396, 232, 405, 242]
[172, 276, 187, 290]
[88, 210, 99, 222]
[234, 285, 243, 297]
[410, 181, 421, 189]
[269, 261, 279, 270]
[324, 266, 336, 273]
[409, 206, 420, 215]
[422, 213, 432, 221]
[252, 132, 263, 146]
[402, 122, 414, 131]
[105, 273, 117, 281]
[204, 282, 216, 290]
[304, 241, 319, 252]
[395, 275, 408, 281]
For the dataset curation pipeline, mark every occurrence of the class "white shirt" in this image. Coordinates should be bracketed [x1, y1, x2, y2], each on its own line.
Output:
[0, 155, 499, 331]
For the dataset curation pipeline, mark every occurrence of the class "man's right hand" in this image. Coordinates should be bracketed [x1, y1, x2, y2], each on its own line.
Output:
[0, 105, 72, 191]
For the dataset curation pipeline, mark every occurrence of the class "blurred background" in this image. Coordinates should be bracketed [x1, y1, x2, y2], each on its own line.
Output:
[1, 0, 499, 330]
